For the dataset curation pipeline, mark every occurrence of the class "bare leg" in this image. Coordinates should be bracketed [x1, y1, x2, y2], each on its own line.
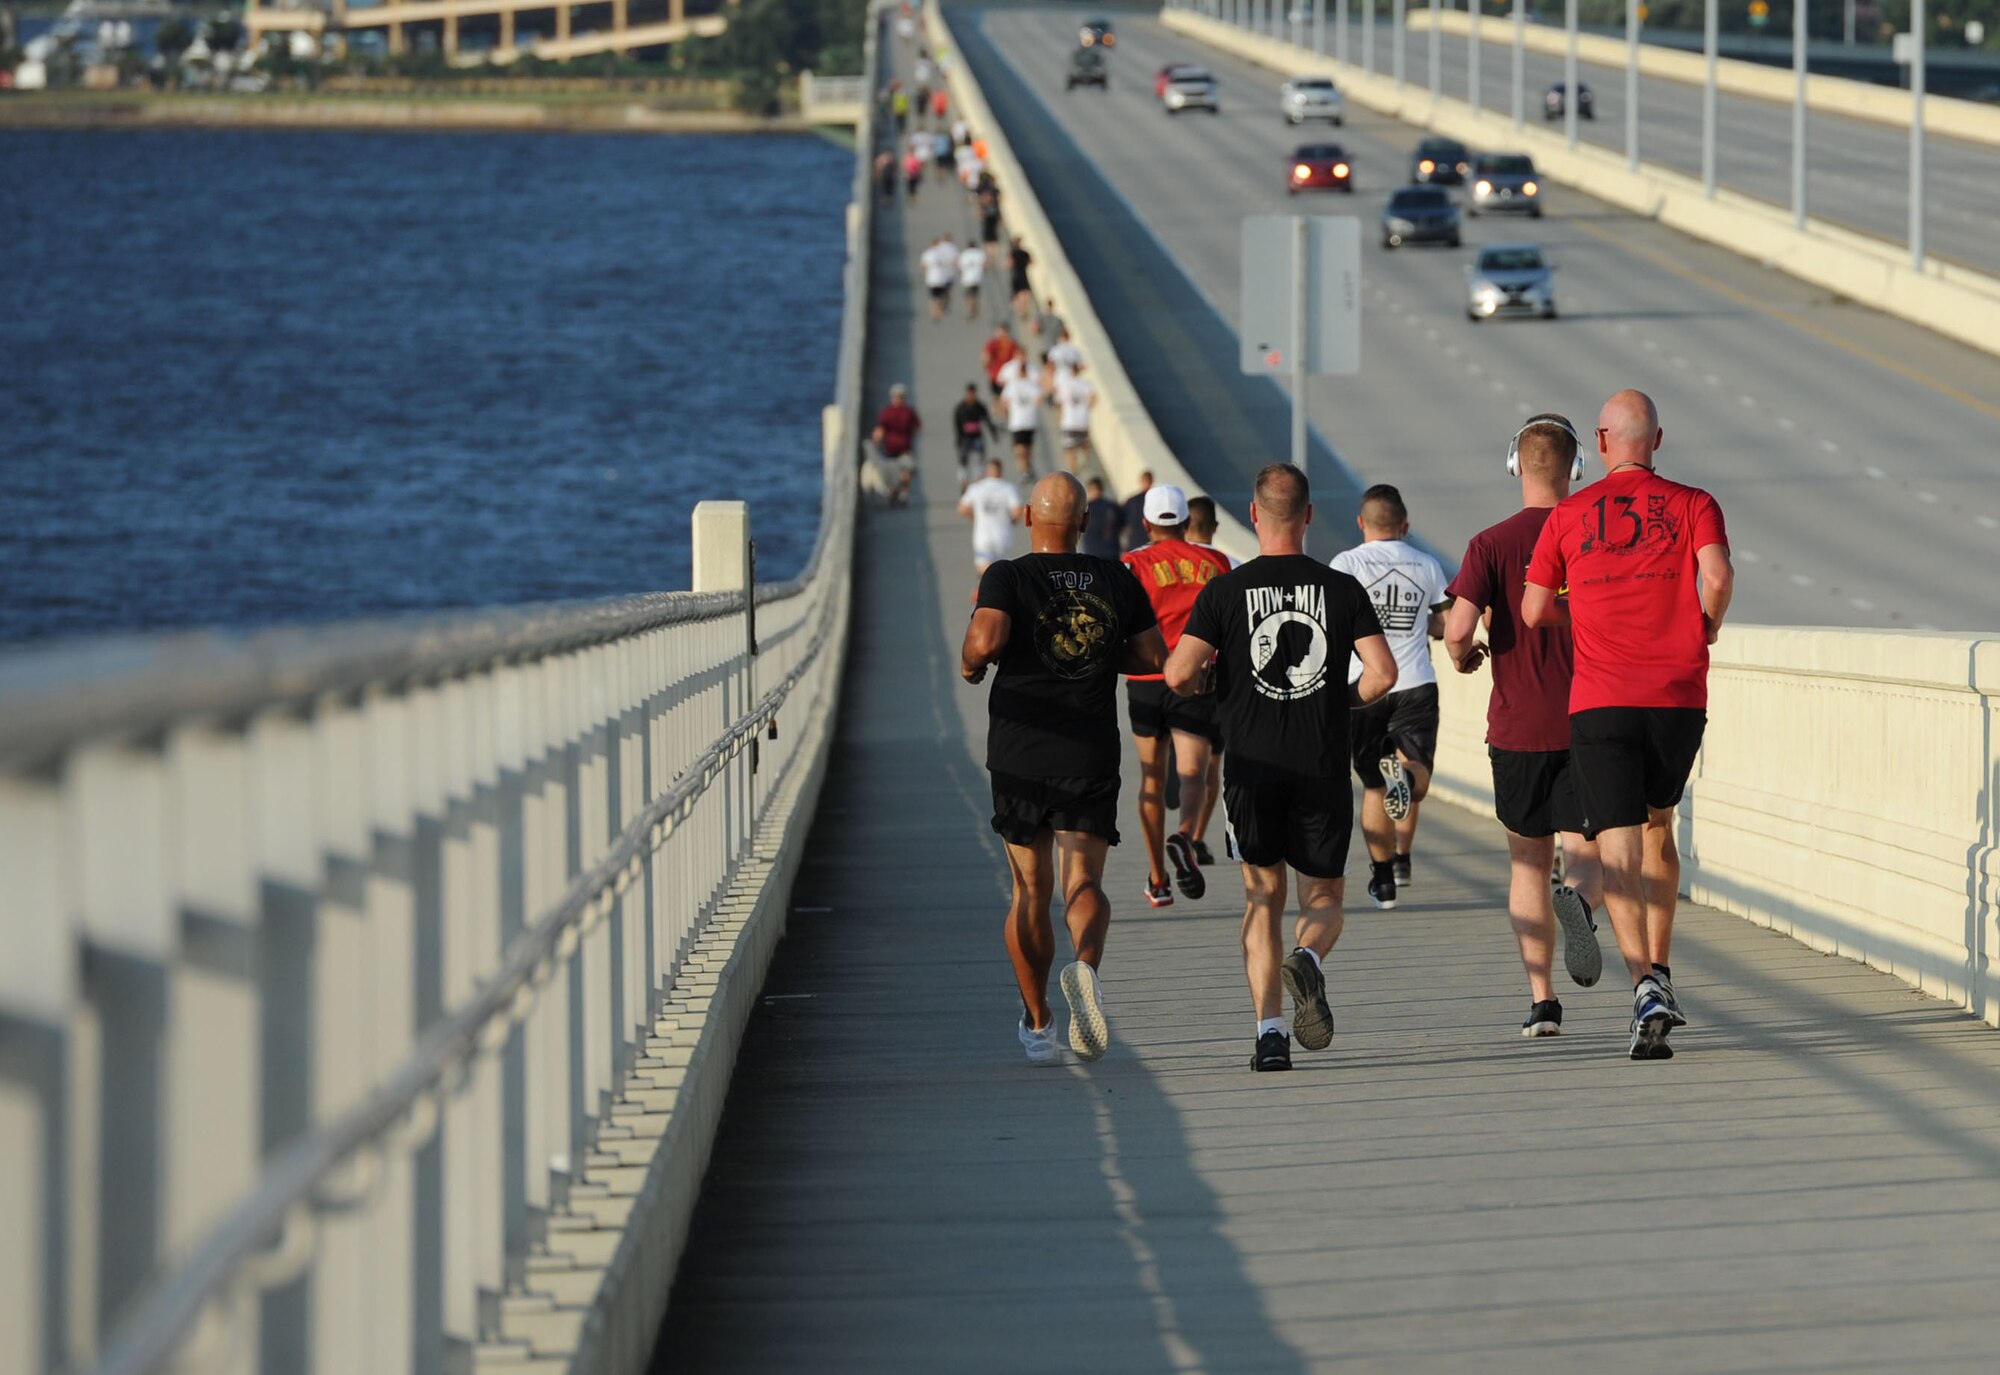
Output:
[1003, 834, 1058, 1029]
[1558, 831, 1604, 911]
[1506, 831, 1558, 1003]
[1133, 732, 1169, 889]
[1013, 440, 1032, 479]
[1641, 808, 1679, 968]
[1193, 751, 1222, 847]
[1168, 729, 1212, 841]
[1594, 822, 1654, 985]
[1240, 862, 1289, 1020]
[1359, 787, 1394, 863]
[1055, 830, 1112, 966]
[1294, 873, 1345, 959]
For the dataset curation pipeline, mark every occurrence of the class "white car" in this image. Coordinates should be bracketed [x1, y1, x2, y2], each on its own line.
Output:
[1465, 244, 1558, 321]
[1162, 68, 1219, 115]
[1280, 76, 1344, 126]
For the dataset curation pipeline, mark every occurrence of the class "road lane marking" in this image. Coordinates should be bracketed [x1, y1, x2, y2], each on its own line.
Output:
[1979, 515, 1999, 529]
[1738, 394, 1757, 407]
[1820, 439, 1840, 453]
[1738, 550, 1761, 562]
[1850, 598, 1876, 610]
[1791, 573, 1814, 586]
[1918, 491, 1940, 503]
[1777, 417, 1796, 430]
[1704, 373, 1722, 386]
[1865, 467, 1888, 480]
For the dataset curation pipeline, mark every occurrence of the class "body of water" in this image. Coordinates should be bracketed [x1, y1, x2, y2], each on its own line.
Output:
[0, 129, 849, 645]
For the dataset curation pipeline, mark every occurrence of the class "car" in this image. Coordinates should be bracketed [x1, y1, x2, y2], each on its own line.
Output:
[1280, 76, 1344, 125]
[1380, 185, 1461, 248]
[1468, 153, 1542, 217]
[1465, 243, 1558, 321]
[1162, 67, 1219, 115]
[1080, 17, 1115, 48]
[1068, 47, 1107, 91]
[1409, 136, 1471, 186]
[1288, 143, 1353, 194]
[1155, 62, 1195, 98]
[1544, 81, 1595, 120]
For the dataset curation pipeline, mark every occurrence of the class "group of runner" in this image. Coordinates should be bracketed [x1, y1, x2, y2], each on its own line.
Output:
[962, 394, 1732, 1070]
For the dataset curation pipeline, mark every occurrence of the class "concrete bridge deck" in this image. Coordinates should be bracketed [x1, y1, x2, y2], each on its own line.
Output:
[649, 31, 2000, 1372]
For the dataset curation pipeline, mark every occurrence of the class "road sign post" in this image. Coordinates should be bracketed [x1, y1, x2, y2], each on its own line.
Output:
[1240, 216, 1362, 559]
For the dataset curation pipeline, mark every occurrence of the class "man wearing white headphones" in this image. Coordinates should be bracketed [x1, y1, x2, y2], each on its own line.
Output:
[1441, 414, 1607, 1040]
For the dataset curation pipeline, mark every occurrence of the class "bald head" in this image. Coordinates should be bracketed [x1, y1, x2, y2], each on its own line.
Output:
[1027, 471, 1087, 550]
[1596, 389, 1662, 469]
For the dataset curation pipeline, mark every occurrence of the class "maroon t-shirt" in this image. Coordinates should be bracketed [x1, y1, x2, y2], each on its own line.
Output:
[874, 401, 920, 458]
[1444, 506, 1575, 753]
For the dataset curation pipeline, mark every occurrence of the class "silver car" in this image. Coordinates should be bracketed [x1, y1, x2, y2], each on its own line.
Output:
[1280, 76, 1344, 125]
[1163, 67, 1219, 115]
[1468, 152, 1544, 218]
[1465, 243, 1558, 321]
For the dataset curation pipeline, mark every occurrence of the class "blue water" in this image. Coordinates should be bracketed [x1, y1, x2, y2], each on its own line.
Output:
[0, 130, 849, 645]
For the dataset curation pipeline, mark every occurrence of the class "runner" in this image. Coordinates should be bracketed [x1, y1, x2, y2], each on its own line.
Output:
[1166, 464, 1396, 1071]
[1330, 484, 1450, 910]
[869, 383, 921, 509]
[981, 323, 1020, 401]
[1082, 477, 1122, 560]
[919, 233, 958, 323]
[1044, 326, 1083, 388]
[1119, 470, 1153, 553]
[1442, 414, 1608, 1039]
[1006, 236, 1034, 322]
[961, 472, 1166, 1065]
[976, 177, 1002, 248]
[903, 143, 924, 202]
[1524, 389, 1733, 1059]
[999, 361, 1043, 479]
[956, 239, 986, 321]
[958, 458, 1024, 575]
[951, 382, 999, 492]
[1184, 494, 1237, 868]
[1054, 359, 1097, 475]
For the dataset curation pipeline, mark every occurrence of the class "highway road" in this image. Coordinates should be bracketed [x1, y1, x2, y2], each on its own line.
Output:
[1256, 11, 2000, 277]
[954, 3, 2000, 630]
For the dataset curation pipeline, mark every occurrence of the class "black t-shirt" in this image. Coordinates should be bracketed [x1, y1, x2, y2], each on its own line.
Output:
[1009, 246, 1033, 288]
[976, 554, 1157, 779]
[1119, 492, 1148, 551]
[1183, 554, 1384, 787]
[1082, 497, 1122, 560]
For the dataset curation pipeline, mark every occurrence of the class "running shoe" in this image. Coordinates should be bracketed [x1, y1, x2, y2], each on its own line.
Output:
[1165, 832, 1206, 900]
[1251, 1028, 1292, 1072]
[1654, 972, 1689, 1027]
[1629, 978, 1677, 1060]
[1380, 756, 1412, 822]
[1018, 1016, 1060, 1065]
[1521, 999, 1563, 1038]
[1144, 880, 1174, 908]
[1551, 885, 1602, 988]
[1191, 838, 1216, 867]
[1280, 948, 1335, 1050]
[1366, 867, 1398, 911]
[1059, 960, 1110, 1061]
[1392, 853, 1412, 889]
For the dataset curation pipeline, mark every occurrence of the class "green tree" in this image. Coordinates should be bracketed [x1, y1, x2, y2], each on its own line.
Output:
[155, 16, 193, 60]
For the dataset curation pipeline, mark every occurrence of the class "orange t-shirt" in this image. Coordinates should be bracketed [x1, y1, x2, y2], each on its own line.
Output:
[1121, 537, 1231, 682]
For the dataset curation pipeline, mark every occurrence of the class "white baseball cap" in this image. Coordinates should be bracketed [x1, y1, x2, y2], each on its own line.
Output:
[1143, 485, 1189, 525]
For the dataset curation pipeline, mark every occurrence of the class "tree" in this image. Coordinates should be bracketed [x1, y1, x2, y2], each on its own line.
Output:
[156, 16, 193, 60]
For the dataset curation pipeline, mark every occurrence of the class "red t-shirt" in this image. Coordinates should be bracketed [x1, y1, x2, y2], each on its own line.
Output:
[1526, 468, 1729, 712]
[1121, 536, 1231, 683]
[1445, 506, 1576, 752]
[981, 335, 1020, 384]
[874, 402, 920, 458]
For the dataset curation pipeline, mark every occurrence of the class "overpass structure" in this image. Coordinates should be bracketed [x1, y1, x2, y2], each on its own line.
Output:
[5, 3, 2000, 1374]
[242, 0, 728, 65]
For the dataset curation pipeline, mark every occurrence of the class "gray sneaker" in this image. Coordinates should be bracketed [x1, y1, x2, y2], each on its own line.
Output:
[1552, 885, 1602, 988]
[1280, 948, 1335, 1051]
[1059, 960, 1110, 1061]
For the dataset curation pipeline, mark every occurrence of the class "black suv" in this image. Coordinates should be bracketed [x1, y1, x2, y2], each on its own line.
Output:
[1068, 47, 1107, 91]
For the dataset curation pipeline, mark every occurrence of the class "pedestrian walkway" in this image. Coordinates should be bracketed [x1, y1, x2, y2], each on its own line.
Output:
[647, 30, 2000, 1375]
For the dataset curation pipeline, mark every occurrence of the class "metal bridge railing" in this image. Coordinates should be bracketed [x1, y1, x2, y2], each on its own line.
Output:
[0, 8, 878, 1372]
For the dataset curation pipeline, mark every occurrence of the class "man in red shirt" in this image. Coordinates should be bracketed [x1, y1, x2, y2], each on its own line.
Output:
[1524, 390, 1733, 1060]
[869, 383, 921, 508]
[1121, 485, 1231, 907]
[1442, 415, 1607, 1040]
[981, 323, 1021, 402]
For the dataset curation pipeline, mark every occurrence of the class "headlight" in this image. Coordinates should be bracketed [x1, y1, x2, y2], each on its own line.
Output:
[1472, 279, 1500, 299]
[1419, 159, 1434, 172]
[1387, 217, 1414, 232]
[1457, 161, 1470, 173]
[1294, 164, 1311, 179]
[1333, 163, 1349, 177]
[1524, 181, 1539, 195]
[1475, 180, 1492, 195]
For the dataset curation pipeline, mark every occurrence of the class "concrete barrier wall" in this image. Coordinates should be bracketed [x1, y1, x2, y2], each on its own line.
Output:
[1409, 9, 2000, 149]
[1161, 9, 2000, 361]
[927, 0, 1260, 565]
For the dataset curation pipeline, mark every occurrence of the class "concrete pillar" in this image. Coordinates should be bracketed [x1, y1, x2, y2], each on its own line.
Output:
[692, 502, 752, 594]
[556, 1, 570, 58]
[614, 0, 627, 33]
[501, 4, 515, 52]
[389, 21, 405, 55]
[671, 0, 684, 26]
[444, 13, 458, 59]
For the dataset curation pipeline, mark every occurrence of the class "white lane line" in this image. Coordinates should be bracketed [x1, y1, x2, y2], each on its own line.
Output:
[1850, 598, 1876, 610]
[1643, 339, 1659, 352]
[1917, 623, 1939, 631]
[1426, 328, 1439, 341]
[1672, 355, 1690, 369]
[1617, 323, 1632, 335]
[1979, 515, 1999, 529]
[1517, 402, 1534, 415]
[1738, 394, 1757, 408]
[1468, 363, 1484, 375]
[1790, 573, 1814, 586]
[1917, 490, 1940, 504]
[1864, 467, 1888, 480]
[1445, 345, 1460, 358]
[1704, 373, 1722, 387]
[1819, 439, 1840, 453]
[1490, 380, 1506, 393]
[1777, 417, 1796, 431]
[1737, 550, 1761, 563]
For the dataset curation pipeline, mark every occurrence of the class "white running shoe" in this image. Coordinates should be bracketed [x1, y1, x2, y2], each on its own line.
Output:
[1018, 1016, 1060, 1065]
[1059, 960, 1110, 1061]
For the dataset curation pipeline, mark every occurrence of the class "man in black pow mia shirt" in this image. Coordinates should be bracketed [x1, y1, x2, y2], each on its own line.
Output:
[963, 472, 1164, 1068]
[1168, 464, 1397, 1073]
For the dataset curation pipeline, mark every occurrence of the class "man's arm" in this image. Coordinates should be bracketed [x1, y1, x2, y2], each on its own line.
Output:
[1442, 596, 1488, 674]
[1427, 606, 1448, 640]
[1118, 625, 1168, 677]
[1163, 632, 1215, 697]
[961, 608, 1010, 684]
[1696, 543, 1734, 644]
[956, 497, 975, 521]
[1351, 634, 1398, 707]
[1521, 582, 1569, 628]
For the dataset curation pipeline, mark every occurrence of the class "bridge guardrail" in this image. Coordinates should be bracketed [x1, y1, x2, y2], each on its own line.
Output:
[0, 6, 879, 1373]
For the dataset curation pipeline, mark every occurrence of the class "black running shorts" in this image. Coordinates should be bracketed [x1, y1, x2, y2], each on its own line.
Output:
[929, 284, 950, 301]
[1350, 683, 1440, 789]
[1224, 775, 1351, 878]
[1567, 706, 1706, 837]
[989, 771, 1121, 847]
[1125, 679, 1222, 747]
[1010, 428, 1036, 451]
[1489, 746, 1587, 839]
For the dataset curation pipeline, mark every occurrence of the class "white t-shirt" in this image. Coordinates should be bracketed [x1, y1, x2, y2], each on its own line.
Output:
[1045, 340, 1083, 379]
[1001, 375, 1043, 432]
[1055, 374, 1095, 432]
[914, 57, 935, 87]
[1329, 538, 1450, 690]
[995, 354, 1025, 390]
[922, 241, 958, 288]
[958, 245, 986, 287]
[909, 129, 933, 162]
[951, 118, 971, 146]
[1193, 541, 1241, 570]
[960, 476, 1024, 559]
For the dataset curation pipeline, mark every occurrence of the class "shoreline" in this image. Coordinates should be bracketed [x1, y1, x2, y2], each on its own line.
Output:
[0, 94, 841, 135]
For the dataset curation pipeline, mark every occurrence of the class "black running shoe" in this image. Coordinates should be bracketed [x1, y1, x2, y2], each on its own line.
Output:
[1366, 867, 1398, 911]
[1165, 832, 1206, 900]
[1521, 999, 1563, 1038]
[1392, 853, 1412, 888]
[1191, 838, 1216, 867]
[1143, 880, 1173, 908]
[1280, 948, 1335, 1050]
[1251, 1029, 1292, 1072]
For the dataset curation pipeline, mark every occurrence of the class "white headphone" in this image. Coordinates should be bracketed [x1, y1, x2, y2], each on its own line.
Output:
[1507, 415, 1586, 482]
